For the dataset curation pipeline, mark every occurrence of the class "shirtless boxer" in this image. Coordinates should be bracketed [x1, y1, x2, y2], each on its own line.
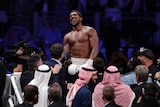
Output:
[64, 10, 99, 75]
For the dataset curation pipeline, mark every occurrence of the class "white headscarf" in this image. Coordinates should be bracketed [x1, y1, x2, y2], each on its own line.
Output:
[29, 64, 51, 107]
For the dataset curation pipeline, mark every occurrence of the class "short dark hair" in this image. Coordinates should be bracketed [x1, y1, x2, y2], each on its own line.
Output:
[144, 83, 158, 97]
[93, 57, 105, 73]
[50, 43, 63, 59]
[28, 54, 41, 70]
[103, 85, 115, 101]
[24, 85, 38, 102]
[70, 10, 82, 18]
[48, 82, 62, 101]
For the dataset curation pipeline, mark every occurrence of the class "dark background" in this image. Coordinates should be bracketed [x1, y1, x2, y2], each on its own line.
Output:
[0, 0, 160, 64]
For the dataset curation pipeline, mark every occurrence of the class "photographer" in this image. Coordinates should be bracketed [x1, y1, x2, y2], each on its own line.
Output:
[4, 41, 39, 72]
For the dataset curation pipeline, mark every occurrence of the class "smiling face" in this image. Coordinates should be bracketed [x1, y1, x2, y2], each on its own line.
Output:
[70, 11, 82, 26]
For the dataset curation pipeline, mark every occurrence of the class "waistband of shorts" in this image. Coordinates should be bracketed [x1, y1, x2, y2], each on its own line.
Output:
[71, 57, 88, 65]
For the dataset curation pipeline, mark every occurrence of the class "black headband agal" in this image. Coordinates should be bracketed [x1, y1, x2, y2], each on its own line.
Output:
[105, 70, 119, 73]
[82, 67, 96, 72]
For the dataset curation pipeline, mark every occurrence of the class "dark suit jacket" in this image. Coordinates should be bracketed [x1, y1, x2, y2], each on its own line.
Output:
[105, 102, 122, 107]
[72, 86, 92, 107]
[132, 97, 160, 107]
[20, 70, 35, 91]
[43, 59, 67, 101]
[48, 101, 65, 107]
[132, 82, 146, 104]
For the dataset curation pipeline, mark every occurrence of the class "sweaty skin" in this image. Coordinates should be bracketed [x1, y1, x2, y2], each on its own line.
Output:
[64, 11, 99, 59]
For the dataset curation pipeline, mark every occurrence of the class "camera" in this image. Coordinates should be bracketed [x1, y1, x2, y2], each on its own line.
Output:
[4, 41, 35, 63]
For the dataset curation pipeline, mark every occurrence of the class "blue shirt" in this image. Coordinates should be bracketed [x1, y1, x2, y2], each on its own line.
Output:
[121, 71, 137, 85]
[121, 71, 152, 85]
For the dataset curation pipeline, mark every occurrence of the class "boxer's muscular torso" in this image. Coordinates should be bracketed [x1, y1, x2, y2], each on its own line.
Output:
[64, 26, 99, 59]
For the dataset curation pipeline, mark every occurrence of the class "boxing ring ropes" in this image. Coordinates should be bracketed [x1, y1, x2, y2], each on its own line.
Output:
[2, 72, 23, 107]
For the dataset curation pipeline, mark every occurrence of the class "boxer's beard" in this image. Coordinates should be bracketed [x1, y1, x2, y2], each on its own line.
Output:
[72, 21, 79, 27]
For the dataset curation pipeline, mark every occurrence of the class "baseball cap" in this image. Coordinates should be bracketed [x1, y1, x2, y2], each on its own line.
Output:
[137, 47, 154, 60]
